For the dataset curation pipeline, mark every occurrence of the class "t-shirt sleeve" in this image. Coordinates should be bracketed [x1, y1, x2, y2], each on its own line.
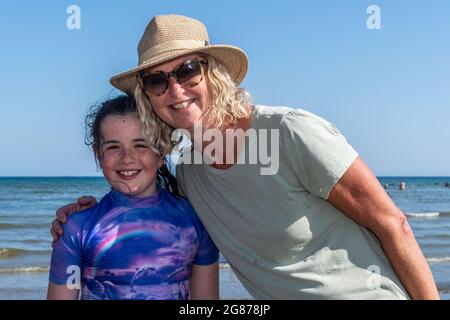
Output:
[280, 109, 358, 200]
[48, 217, 83, 285]
[185, 204, 219, 266]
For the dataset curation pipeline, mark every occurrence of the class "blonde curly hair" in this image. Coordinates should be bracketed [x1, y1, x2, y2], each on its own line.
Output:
[134, 54, 253, 156]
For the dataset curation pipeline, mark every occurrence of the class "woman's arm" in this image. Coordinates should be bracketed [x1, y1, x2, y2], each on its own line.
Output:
[189, 262, 219, 300]
[328, 156, 439, 300]
[47, 282, 80, 300]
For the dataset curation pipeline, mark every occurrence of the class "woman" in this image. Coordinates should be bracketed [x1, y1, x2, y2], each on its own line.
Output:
[52, 14, 439, 299]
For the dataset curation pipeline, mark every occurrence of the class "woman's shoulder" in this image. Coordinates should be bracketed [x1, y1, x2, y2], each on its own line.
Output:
[252, 104, 321, 128]
[253, 105, 339, 137]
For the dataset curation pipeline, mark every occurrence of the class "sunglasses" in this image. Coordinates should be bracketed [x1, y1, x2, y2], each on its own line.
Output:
[139, 58, 208, 97]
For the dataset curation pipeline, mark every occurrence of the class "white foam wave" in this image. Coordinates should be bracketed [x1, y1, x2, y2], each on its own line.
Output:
[0, 266, 49, 274]
[0, 248, 51, 258]
[405, 212, 440, 218]
[427, 257, 450, 264]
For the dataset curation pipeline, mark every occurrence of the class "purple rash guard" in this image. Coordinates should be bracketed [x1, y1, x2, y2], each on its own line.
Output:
[49, 188, 219, 300]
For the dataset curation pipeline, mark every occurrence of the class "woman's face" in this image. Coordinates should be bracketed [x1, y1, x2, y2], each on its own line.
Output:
[97, 114, 162, 198]
[145, 54, 210, 132]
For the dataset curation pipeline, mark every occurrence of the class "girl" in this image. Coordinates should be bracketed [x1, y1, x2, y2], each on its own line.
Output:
[47, 95, 219, 300]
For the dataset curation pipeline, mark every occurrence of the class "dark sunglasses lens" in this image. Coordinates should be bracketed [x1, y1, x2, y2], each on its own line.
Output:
[175, 60, 203, 87]
[142, 73, 168, 95]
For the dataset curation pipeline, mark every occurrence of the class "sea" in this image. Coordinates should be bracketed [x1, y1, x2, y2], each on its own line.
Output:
[0, 176, 449, 300]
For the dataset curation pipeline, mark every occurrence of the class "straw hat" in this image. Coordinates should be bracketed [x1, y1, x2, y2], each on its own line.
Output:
[110, 14, 248, 94]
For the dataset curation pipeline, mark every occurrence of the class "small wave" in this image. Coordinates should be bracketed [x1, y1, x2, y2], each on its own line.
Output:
[416, 233, 450, 241]
[0, 248, 51, 259]
[405, 212, 440, 218]
[0, 266, 49, 274]
[438, 284, 450, 294]
[31, 189, 61, 194]
[21, 239, 50, 244]
[0, 214, 53, 219]
[427, 256, 450, 264]
[0, 223, 50, 230]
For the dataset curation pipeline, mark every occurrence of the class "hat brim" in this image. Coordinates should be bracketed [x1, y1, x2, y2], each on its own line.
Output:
[110, 45, 248, 94]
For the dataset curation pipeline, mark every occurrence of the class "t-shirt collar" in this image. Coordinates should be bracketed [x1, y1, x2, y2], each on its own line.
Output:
[109, 187, 163, 208]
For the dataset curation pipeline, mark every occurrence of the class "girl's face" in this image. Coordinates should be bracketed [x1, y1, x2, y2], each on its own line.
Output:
[97, 114, 162, 198]
[145, 55, 210, 132]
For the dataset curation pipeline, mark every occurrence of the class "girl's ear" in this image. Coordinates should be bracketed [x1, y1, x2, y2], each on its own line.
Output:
[158, 157, 165, 168]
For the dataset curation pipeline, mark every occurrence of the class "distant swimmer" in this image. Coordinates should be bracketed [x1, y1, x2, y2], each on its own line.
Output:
[445, 182, 449, 188]
[399, 182, 406, 190]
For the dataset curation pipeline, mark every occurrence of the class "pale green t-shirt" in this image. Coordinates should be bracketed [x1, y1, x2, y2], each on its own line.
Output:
[176, 105, 409, 299]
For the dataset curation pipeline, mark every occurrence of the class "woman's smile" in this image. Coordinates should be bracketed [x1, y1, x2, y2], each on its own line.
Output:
[168, 98, 196, 111]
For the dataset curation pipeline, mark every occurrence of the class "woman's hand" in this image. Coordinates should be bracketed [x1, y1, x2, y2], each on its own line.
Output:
[50, 196, 97, 246]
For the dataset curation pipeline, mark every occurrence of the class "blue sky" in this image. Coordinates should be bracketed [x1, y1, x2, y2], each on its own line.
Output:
[1, 0, 449, 176]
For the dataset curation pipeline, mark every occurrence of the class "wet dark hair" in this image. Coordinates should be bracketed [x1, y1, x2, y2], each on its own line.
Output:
[85, 95, 138, 156]
[84, 95, 179, 195]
